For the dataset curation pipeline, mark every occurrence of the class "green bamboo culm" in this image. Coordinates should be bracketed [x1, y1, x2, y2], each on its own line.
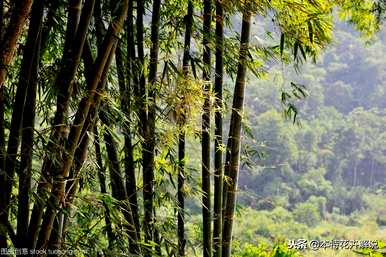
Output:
[222, 11, 252, 257]
[202, 0, 213, 256]
[178, 1, 194, 256]
[213, 0, 224, 256]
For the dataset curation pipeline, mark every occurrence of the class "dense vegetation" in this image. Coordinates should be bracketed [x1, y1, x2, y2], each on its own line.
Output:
[0, 0, 385, 257]
[184, 18, 386, 257]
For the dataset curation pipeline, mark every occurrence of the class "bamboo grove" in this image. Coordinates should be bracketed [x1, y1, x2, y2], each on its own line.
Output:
[0, 0, 379, 256]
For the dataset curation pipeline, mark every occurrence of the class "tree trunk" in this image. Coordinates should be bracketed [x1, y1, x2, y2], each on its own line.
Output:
[134, 2, 149, 251]
[142, 0, 161, 255]
[36, 43, 115, 253]
[178, 132, 186, 257]
[50, 112, 95, 253]
[0, 0, 34, 88]
[222, 12, 251, 257]
[60, 37, 120, 251]
[213, 1, 224, 256]
[202, 0, 212, 256]
[177, 2, 193, 256]
[100, 105, 139, 254]
[49, 0, 92, 157]
[0, 0, 3, 42]
[222, 122, 234, 224]
[0, 0, 44, 248]
[20, 1, 60, 248]
[135, 0, 146, 114]
[16, 0, 44, 248]
[116, 41, 140, 238]
[0, 0, 5, 248]
[28, 0, 95, 248]
[94, 126, 115, 248]
[134, 0, 146, 153]
[0, 90, 5, 249]
[51, 0, 110, 245]
[54, 13, 106, 249]
[0, 0, 7, 248]
[35, 0, 129, 249]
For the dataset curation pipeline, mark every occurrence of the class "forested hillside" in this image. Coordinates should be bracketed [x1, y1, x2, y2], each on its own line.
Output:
[240, 19, 386, 203]
[0, 1, 385, 257]
[180, 17, 386, 257]
[232, 20, 386, 257]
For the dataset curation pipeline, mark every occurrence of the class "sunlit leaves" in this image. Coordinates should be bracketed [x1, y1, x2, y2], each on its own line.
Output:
[338, 0, 379, 38]
[271, 0, 334, 62]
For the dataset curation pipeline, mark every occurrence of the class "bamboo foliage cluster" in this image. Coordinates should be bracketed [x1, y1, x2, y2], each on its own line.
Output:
[0, 0, 375, 256]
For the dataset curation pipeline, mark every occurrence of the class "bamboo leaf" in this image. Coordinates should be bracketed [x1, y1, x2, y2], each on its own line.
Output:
[308, 20, 314, 44]
[280, 33, 285, 56]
